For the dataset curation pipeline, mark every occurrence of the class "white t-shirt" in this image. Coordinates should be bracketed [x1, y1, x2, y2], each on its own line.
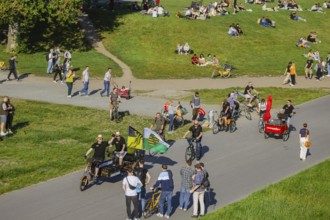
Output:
[83, 69, 89, 82]
[104, 71, 111, 81]
[123, 176, 141, 196]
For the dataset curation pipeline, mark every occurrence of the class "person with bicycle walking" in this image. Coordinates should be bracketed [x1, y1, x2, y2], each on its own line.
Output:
[179, 160, 194, 212]
[257, 98, 267, 118]
[151, 164, 174, 219]
[190, 92, 201, 121]
[243, 82, 258, 107]
[183, 120, 203, 161]
[109, 87, 120, 120]
[134, 160, 151, 217]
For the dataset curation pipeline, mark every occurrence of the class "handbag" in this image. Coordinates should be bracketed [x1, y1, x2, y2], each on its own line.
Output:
[304, 141, 311, 148]
[126, 177, 136, 190]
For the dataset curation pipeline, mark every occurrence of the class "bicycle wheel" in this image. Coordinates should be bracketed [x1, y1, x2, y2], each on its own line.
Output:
[143, 199, 154, 219]
[245, 107, 252, 120]
[282, 130, 289, 141]
[229, 121, 236, 133]
[211, 70, 217, 78]
[185, 145, 194, 162]
[212, 122, 219, 134]
[258, 119, 264, 133]
[80, 176, 89, 191]
[113, 109, 120, 123]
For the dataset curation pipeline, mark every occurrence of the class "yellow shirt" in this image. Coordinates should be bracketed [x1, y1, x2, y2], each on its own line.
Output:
[66, 70, 75, 83]
[290, 66, 296, 75]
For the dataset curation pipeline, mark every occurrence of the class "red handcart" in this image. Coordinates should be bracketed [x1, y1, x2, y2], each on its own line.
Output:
[264, 114, 289, 141]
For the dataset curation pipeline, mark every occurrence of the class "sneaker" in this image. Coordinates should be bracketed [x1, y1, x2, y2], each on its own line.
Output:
[53, 80, 57, 83]
[6, 78, 10, 81]
[67, 95, 72, 98]
[327, 75, 330, 77]
[156, 213, 164, 217]
[79, 92, 82, 96]
[134, 218, 140, 220]
[191, 215, 198, 218]
[183, 209, 187, 212]
[164, 215, 170, 219]
[8, 130, 13, 134]
[0, 132, 7, 136]
[100, 92, 103, 97]
[61, 81, 64, 85]
[178, 207, 183, 210]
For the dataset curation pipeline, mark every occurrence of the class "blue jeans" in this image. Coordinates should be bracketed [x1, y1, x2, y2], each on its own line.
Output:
[327, 64, 330, 76]
[138, 187, 146, 214]
[47, 61, 53, 74]
[179, 186, 191, 210]
[100, 80, 110, 96]
[169, 114, 174, 131]
[159, 191, 172, 216]
[187, 137, 202, 160]
[79, 81, 89, 95]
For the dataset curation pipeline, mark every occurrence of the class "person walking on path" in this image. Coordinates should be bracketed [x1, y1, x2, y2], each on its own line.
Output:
[134, 160, 151, 217]
[289, 62, 297, 86]
[327, 53, 330, 77]
[151, 164, 174, 219]
[190, 163, 205, 218]
[190, 91, 201, 121]
[283, 61, 292, 85]
[53, 63, 63, 83]
[315, 58, 326, 81]
[0, 96, 11, 136]
[167, 101, 176, 134]
[7, 55, 19, 81]
[109, 88, 120, 120]
[183, 120, 203, 161]
[299, 123, 310, 161]
[79, 66, 89, 96]
[65, 68, 75, 98]
[123, 167, 142, 220]
[179, 159, 194, 211]
[100, 68, 113, 97]
[46, 49, 54, 74]
[5, 98, 15, 135]
[304, 57, 313, 79]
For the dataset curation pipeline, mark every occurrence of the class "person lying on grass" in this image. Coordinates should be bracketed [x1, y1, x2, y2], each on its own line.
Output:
[257, 16, 275, 28]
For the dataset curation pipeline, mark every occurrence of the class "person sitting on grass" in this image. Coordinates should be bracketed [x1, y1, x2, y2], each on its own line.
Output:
[258, 16, 275, 28]
[212, 55, 220, 66]
[177, 43, 183, 55]
[310, 3, 323, 12]
[217, 4, 230, 15]
[290, 11, 306, 21]
[199, 54, 206, 66]
[323, 1, 330, 8]
[307, 32, 321, 44]
[228, 24, 239, 37]
[296, 37, 310, 48]
[191, 54, 199, 65]
[205, 54, 213, 65]
[183, 42, 191, 55]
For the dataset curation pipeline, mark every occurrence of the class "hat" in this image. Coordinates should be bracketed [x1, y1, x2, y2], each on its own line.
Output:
[195, 164, 201, 169]
[115, 131, 120, 136]
[97, 134, 103, 139]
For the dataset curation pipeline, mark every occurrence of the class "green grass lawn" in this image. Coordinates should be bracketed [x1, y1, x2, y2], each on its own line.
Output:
[202, 159, 330, 220]
[182, 87, 330, 108]
[0, 47, 123, 78]
[0, 99, 152, 194]
[89, 0, 330, 79]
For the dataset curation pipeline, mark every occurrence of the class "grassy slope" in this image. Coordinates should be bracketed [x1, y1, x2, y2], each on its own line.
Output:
[0, 99, 151, 194]
[202, 159, 330, 220]
[0, 47, 123, 78]
[93, 0, 330, 79]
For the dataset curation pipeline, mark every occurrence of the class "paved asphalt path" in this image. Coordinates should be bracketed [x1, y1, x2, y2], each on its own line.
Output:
[0, 73, 330, 220]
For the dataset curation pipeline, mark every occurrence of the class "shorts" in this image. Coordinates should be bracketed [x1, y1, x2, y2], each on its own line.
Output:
[116, 151, 127, 159]
[0, 115, 7, 123]
[92, 159, 104, 168]
[243, 94, 250, 99]
[109, 101, 119, 110]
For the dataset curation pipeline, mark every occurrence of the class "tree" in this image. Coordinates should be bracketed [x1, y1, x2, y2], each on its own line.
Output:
[0, 0, 85, 52]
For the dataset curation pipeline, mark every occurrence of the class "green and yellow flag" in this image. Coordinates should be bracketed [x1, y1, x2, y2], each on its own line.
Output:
[127, 126, 143, 152]
[143, 128, 170, 154]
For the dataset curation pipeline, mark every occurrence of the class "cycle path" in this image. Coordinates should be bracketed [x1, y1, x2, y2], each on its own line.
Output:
[0, 70, 330, 219]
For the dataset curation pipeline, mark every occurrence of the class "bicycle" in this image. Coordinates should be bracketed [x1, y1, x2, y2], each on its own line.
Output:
[211, 64, 233, 78]
[212, 116, 237, 134]
[185, 137, 196, 162]
[258, 113, 265, 133]
[239, 102, 252, 120]
[110, 101, 120, 123]
[144, 188, 167, 219]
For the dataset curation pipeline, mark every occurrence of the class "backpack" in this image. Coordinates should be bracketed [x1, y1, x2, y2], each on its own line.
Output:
[45, 54, 49, 61]
[201, 171, 210, 188]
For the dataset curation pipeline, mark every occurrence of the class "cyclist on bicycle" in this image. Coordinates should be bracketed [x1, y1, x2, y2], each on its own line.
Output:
[281, 100, 295, 127]
[257, 98, 267, 118]
[84, 134, 111, 181]
[109, 87, 120, 120]
[110, 131, 127, 166]
[183, 120, 203, 161]
[218, 98, 230, 129]
[243, 82, 258, 107]
[150, 112, 166, 140]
